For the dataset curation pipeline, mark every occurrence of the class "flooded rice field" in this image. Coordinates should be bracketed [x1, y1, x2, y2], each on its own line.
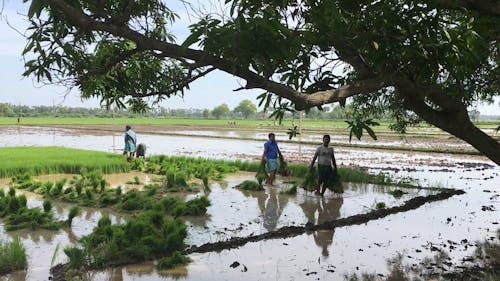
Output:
[0, 125, 498, 280]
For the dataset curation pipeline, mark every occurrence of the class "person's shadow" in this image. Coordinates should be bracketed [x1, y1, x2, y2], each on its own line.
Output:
[300, 196, 343, 257]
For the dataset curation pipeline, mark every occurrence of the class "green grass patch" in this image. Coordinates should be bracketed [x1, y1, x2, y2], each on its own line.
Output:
[0, 147, 130, 178]
[0, 236, 27, 274]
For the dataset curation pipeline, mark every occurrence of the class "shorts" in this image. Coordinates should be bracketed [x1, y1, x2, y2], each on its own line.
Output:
[266, 158, 278, 172]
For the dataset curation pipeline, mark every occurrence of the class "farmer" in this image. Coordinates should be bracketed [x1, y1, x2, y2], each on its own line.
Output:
[261, 133, 285, 186]
[123, 125, 137, 161]
[309, 134, 338, 196]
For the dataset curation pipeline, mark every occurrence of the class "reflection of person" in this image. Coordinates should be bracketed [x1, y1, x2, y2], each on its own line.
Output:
[261, 133, 284, 186]
[309, 135, 337, 196]
[301, 196, 343, 257]
[123, 125, 137, 161]
[261, 187, 288, 231]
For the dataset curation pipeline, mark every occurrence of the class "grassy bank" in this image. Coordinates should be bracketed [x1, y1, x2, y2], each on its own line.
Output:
[0, 147, 130, 178]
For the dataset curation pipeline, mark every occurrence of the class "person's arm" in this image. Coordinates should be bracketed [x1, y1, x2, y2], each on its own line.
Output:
[309, 154, 318, 170]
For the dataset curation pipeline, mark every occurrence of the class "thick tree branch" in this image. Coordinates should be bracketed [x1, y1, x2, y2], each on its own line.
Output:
[295, 76, 391, 110]
[432, 0, 500, 17]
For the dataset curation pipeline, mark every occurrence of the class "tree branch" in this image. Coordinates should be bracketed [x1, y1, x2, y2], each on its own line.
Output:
[432, 0, 500, 18]
[130, 67, 216, 98]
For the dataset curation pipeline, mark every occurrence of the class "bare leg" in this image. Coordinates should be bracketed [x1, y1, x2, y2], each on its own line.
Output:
[268, 170, 276, 185]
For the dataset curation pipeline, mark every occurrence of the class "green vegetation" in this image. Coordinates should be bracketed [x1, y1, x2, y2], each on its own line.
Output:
[157, 251, 191, 270]
[388, 189, 408, 199]
[0, 236, 27, 274]
[64, 213, 188, 270]
[236, 180, 264, 191]
[280, 184, 298, 195]
[376, 202, 386, 209]
[255, 163, 268, 186]
[0, 189, 64, 231]
[0, 147, 129, 178]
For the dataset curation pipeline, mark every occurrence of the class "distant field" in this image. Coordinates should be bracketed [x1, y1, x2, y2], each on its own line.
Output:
[0, 117, 360, 128]
[0, 116, 496, 130]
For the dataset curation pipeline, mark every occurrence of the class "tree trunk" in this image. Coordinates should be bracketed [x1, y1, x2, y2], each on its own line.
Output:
[401, 89, 500, 165]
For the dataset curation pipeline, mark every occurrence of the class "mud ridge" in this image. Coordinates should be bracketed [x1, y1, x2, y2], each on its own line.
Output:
[50, 188, 464, 280]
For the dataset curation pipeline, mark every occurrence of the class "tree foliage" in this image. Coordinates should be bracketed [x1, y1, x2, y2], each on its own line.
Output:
[211, 103, 230, 119]
[234, 99, 257, 118]
[15, 0, 500, 164]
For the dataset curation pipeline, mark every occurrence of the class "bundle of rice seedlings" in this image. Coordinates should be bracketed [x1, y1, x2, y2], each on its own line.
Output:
[325, 169, 343, 193]
[301, 167, 317, 192]
[255, 162, 268, 185]
[235, 180, 264, 191]
[278, 155, 290, 177]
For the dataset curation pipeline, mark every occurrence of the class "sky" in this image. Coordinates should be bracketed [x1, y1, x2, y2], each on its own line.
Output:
[0, 0, 499, 115]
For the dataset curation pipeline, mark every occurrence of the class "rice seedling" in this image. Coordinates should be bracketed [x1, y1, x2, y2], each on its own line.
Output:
[64, 213, 188, 269]
[301, 168, 318, 192]
[0, 147, 130, 178]
[236, 180, 264, 191]
[173, 196, 211, 216]
[376, 202, 386, 209]
[255, 162, 268, 185]
[63, 246, 86, 269]
[280, 184, 298, 195]
[134, 176, 141, 185]
[66, 206, 80, 227]
[278, 155, 290, 176]
[388, 189, 407, 198]
[157, 251, 190, 270]
[0, 236, 27, 274]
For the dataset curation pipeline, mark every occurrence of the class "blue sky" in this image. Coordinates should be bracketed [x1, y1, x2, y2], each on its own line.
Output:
[0, 0, 498, 114]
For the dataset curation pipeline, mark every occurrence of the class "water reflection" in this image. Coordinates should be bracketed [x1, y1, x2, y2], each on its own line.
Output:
[300, 196, 343, 257]
[260, 188, 289, 231]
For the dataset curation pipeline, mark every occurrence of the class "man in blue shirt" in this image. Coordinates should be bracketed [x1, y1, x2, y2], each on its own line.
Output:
[261, 133, 285, 186]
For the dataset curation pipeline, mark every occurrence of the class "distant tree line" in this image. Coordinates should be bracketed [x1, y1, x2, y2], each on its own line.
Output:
[1, 101, 496, 120]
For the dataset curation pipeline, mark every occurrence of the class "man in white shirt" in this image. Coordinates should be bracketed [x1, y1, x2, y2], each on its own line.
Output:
[309, 135, 338, 196]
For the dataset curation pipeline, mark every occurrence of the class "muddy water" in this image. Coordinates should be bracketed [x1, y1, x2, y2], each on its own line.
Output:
[0, 125, 499, 280]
